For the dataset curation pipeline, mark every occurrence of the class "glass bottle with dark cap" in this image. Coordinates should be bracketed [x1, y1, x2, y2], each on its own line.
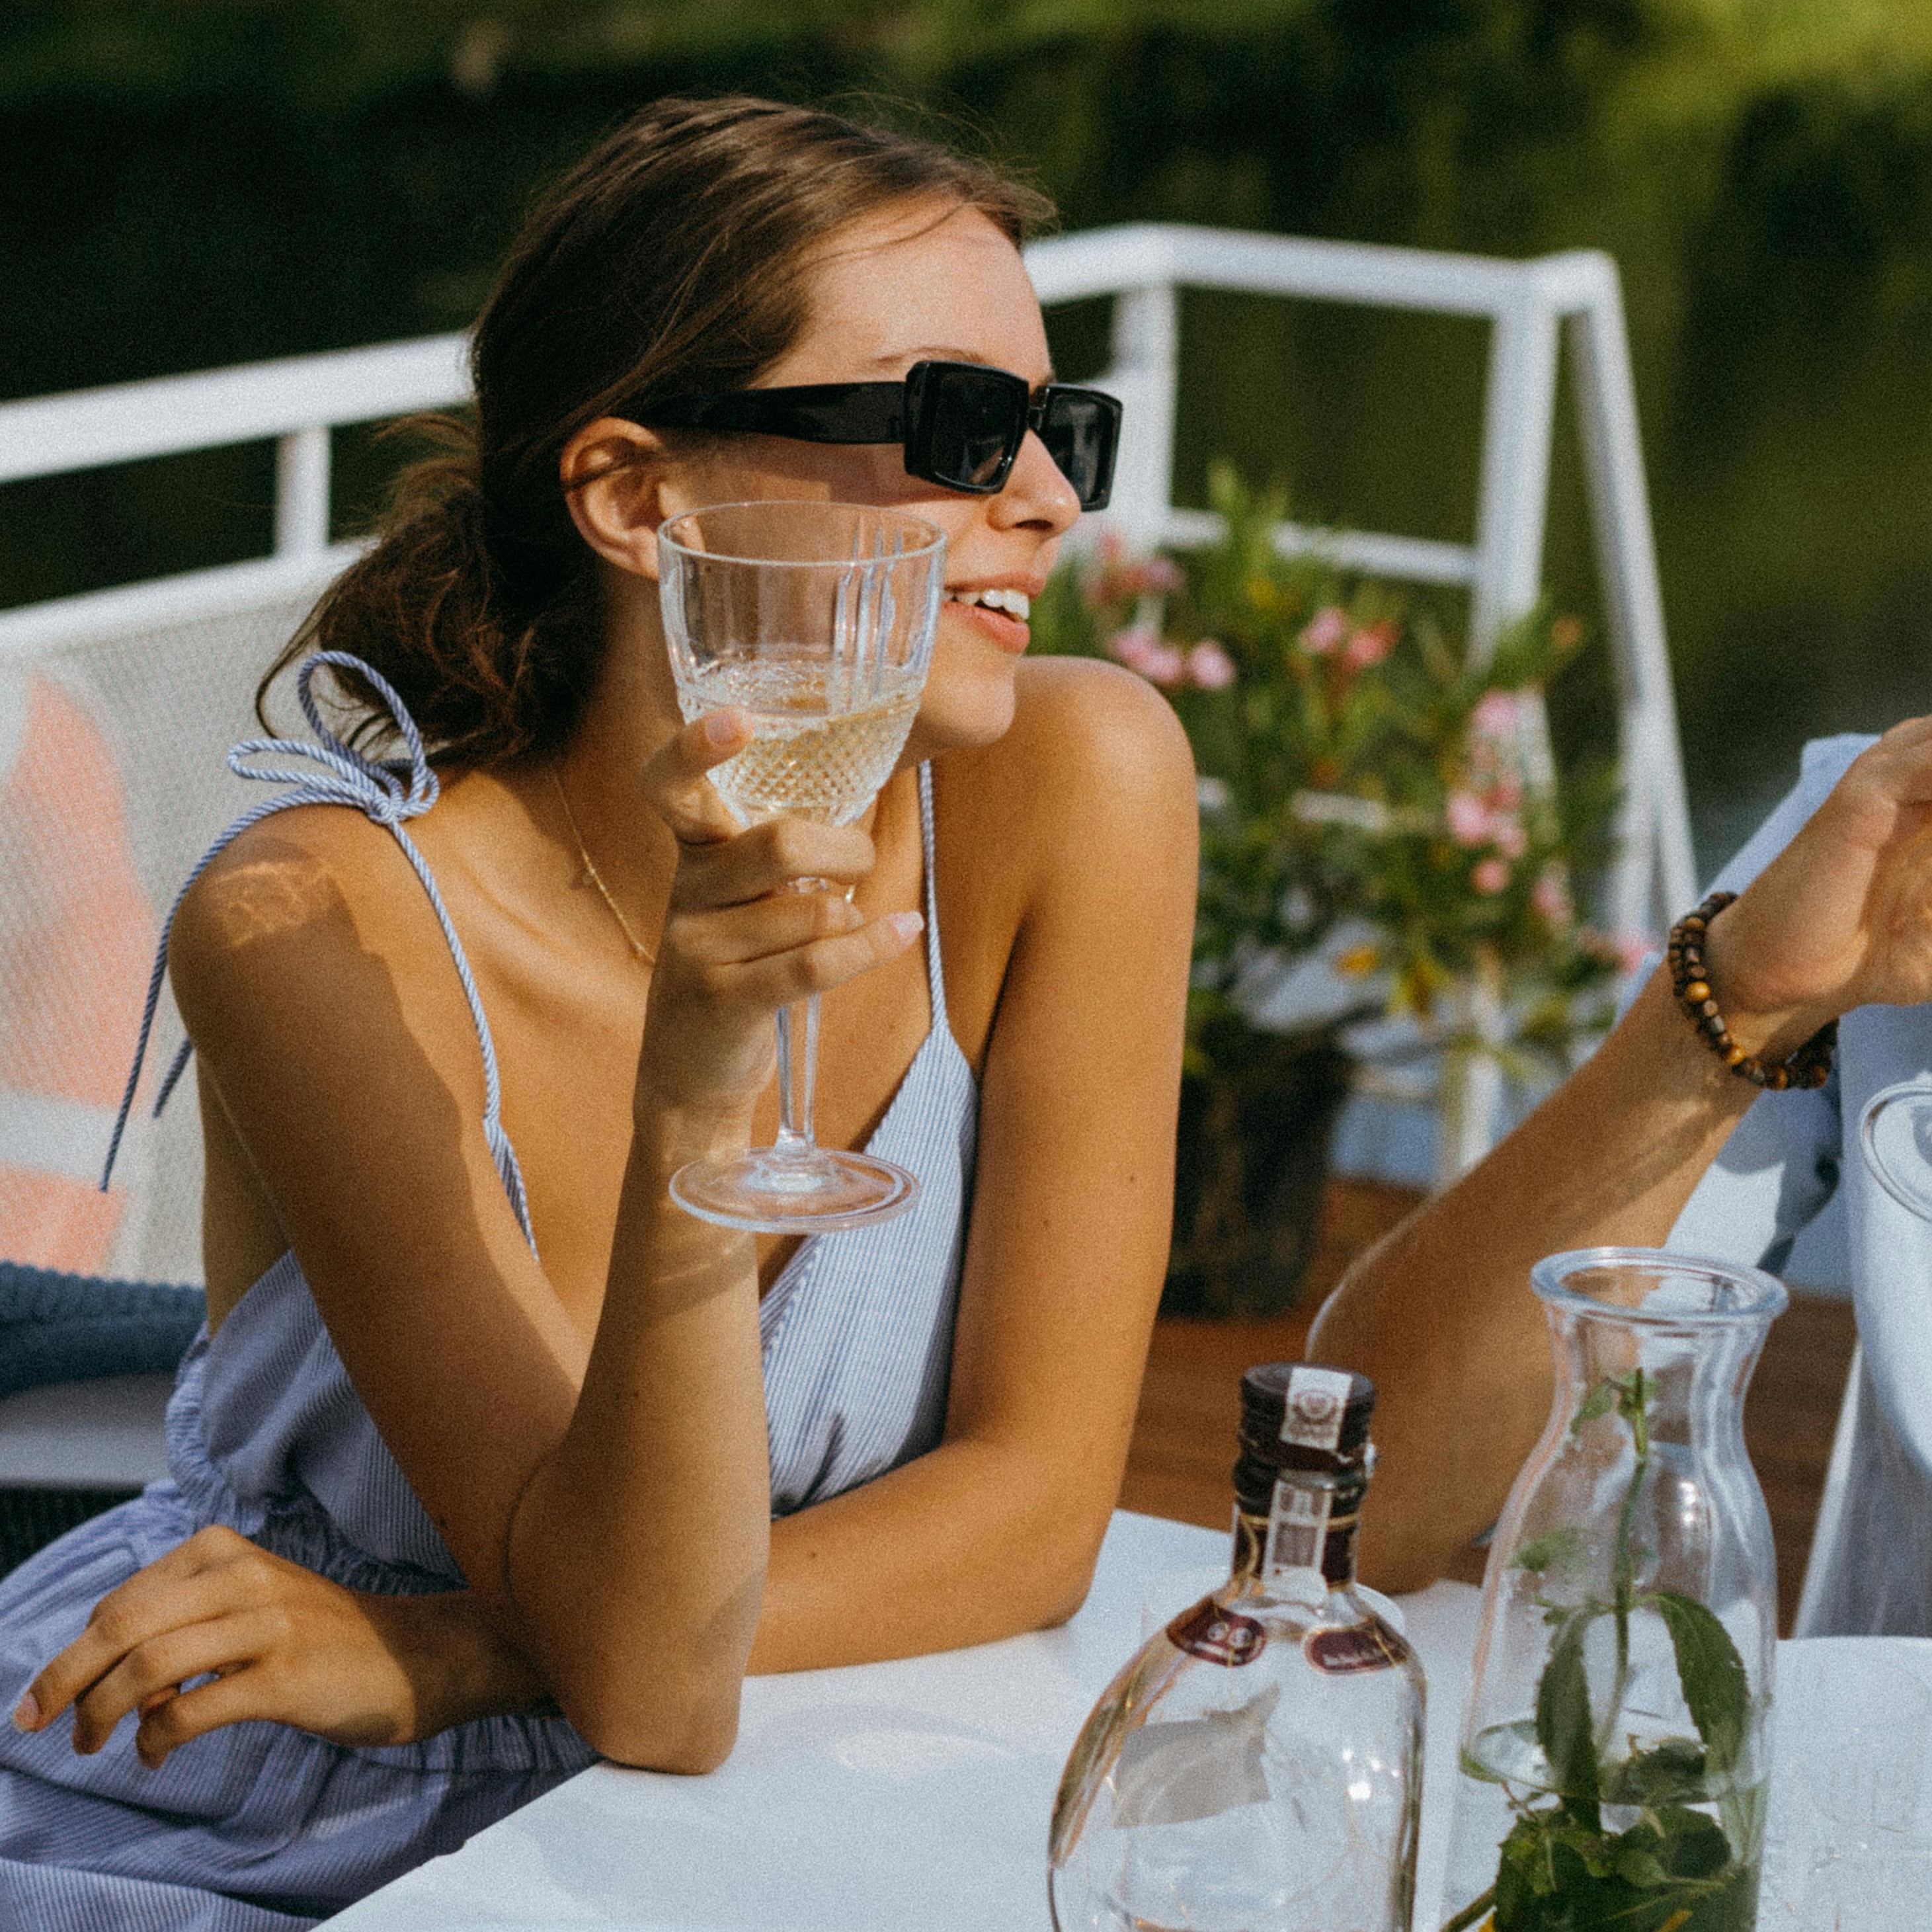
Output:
[1049, 1364, 1426, 1932]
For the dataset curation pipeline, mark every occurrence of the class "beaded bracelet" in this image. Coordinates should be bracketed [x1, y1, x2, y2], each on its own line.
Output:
[1667, 891, 1835, 1090]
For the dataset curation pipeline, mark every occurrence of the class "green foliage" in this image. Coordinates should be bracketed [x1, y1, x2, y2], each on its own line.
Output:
[1511, 1526, 1585, 1576]
[1536, 1609, 1603, 1831]
[1453, 1369, 1763, 1932]
[1652, 1592, 1748, 1780]
[9, 0, 1932, 854]
[1031, 469, 1624, 1085]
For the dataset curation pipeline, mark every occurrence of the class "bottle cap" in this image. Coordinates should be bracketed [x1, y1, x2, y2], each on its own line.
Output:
[1234, 1363, 1376, 1500]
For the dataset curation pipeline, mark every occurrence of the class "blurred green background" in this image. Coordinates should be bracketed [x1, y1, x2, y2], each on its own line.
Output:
[6, 0, 1932, 876]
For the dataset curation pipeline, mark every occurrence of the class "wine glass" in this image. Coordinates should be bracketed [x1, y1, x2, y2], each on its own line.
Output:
[657, 500, 946, 1234]
[1859, 1080, 1932, 1221]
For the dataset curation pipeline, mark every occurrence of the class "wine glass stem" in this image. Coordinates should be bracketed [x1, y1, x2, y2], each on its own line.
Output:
[773, 994, 821, 1160]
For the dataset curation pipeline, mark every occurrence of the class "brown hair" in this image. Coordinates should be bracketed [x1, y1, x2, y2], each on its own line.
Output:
[266, 96, 1054, 769]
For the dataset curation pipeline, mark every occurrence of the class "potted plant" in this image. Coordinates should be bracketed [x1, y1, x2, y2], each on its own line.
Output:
[1033, 468, 1628, 1316]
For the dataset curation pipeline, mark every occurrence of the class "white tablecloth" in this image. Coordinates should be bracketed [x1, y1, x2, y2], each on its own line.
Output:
[333, 1511, 1485, 1931]
[333, 1510, 1928, 1931]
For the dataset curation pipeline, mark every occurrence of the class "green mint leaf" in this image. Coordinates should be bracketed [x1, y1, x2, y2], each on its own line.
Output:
[1653, 1591, 1749, 1776]
[1613, 1845, 1670, 1889]
[1513, 1527, 1584, 1574]
[1536, 1608, 1602, 1830]
[1655, 1806, 1734, 1880]
[1571, 1380, 1618, 1433]
[1600, 1736, 1709, 1808]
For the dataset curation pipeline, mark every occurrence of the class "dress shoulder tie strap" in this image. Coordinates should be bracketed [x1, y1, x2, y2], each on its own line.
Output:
[101, 651, 536, 1254]
[916, 761, 947, 1030]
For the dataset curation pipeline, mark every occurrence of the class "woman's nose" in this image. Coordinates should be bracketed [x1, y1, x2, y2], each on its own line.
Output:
[990, 429, 1083, 536]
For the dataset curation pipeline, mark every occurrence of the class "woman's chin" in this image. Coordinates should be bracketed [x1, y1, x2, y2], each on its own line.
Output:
[905, 670, 1018, 761]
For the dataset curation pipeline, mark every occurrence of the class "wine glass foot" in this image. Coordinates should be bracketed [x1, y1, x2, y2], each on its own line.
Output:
[669, 1149, 920, 1234]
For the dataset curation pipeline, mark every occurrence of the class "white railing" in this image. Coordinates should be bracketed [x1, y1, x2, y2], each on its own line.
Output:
[0, 223, 1693, 1170]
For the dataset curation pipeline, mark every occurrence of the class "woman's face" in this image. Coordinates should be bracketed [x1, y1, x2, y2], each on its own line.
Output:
[651, 200, 1084, 756]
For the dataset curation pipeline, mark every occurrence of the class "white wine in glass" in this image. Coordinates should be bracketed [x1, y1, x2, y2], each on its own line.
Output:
[658, 500, 945, 1234]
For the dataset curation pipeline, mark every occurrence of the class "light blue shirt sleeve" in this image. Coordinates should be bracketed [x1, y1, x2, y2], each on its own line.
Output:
[1658, 735, 1876, 1274]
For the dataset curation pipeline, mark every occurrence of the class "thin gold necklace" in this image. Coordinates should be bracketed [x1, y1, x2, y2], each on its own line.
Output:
[551, 767, 656, 966]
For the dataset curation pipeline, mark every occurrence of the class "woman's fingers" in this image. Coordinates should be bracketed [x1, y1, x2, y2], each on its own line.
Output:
[674, 884, 870, 965]
[638, 712, 754, 846]
[16, 1526, 268, 1734]
[133, 1666, 280, 1771]
[70, 1611, 280, 1755]
[639, 715, 879, 900]
[723, 908, 925, 1008]
[22, 1567, 239, 1731]
[672, 813, 875, 912]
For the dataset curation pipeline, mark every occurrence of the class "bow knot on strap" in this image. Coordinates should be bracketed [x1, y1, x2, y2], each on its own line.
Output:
[224, 651, 440, 827]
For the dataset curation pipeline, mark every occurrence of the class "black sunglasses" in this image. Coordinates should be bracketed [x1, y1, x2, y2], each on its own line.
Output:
[634, 360, 1122, 512]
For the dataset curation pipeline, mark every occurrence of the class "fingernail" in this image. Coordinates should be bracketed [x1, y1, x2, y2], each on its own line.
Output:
[889, 910, 925, 941]
[11, 1693, 38, 1732]
[704, 711, 743, 746]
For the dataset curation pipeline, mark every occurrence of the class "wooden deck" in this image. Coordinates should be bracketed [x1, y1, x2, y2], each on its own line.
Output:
[1118, 1179, 1856, 1634]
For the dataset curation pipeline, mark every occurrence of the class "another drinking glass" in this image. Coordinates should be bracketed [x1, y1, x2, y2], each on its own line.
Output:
[657, 500, 946, 1234]
[1859, 1080, 1932, 1221]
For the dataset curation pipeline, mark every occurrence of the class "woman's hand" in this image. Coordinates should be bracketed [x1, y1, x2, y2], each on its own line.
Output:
[11, 1526, 544, 1769]
[1708, 717, 1932, 1051]
[633, 710, 925, 1116]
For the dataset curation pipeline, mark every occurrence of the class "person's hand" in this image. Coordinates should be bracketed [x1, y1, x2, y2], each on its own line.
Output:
[10, 1525, 540, 1769]
[1707, 717, 1932, 1051]
[633, 710, 924, 1115]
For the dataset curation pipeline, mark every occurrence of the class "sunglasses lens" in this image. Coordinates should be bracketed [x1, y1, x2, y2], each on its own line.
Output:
[1041, 391, 1121, 510]
[924, 368, 1027, 491]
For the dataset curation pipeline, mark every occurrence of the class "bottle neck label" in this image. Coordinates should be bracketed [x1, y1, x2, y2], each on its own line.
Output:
[1233, 1480, 1360, 1590]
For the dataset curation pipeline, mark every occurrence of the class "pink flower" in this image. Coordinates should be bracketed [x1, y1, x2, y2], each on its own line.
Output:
[1472, 857, 1512, 896]
[1531, 867, 1574, 926]
[1088, 531, 1185, 607]
[1343, 620, 1396, 670]
[1107, 625, 1186, 687]
[1470, 690, 1520, 741]
[1492, 817, 1529, 860]
[1187, 639, 1236, 690]
[1445, 789, 1492, 848]
[1301, 606, 1349, 657]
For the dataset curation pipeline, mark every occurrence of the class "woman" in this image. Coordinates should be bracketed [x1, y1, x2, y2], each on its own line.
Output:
[1313, 717, 1932, 1630]
[0, 97, 1196, 1925]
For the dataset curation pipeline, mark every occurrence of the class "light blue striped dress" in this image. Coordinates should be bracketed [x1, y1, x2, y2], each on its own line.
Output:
[0, 655, 979, 1929]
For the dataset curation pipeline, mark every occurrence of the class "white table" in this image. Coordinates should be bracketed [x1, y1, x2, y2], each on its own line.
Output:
[335, 1512, 1486, 1931]
[334, 1512, 1928, 1931]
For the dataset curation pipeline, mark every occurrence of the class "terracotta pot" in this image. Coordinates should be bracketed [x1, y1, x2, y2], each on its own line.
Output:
[1163, 1021, 1354, 1319]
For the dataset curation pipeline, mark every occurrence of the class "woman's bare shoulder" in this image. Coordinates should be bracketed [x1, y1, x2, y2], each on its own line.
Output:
[955, 656, 1195, 848]
[167, 803, 474, 1067]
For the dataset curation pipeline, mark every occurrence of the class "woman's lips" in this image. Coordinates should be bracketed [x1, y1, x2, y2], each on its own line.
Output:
[943, 598, 1030, 655]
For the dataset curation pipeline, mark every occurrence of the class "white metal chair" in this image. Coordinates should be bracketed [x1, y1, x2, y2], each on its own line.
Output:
[1024, 226, 1695, 1178]
[0, 560, 343, 1511]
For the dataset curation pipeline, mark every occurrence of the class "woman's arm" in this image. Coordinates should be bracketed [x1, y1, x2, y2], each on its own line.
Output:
[15, 1527, 548, 1768]
[747, 659, 1199, 1670]
[1316, 715, 1932, 1591]
[163, 711, 920, 1769]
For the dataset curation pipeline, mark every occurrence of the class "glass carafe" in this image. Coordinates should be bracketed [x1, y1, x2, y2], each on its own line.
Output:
[1439, 1248, 1787, 1932]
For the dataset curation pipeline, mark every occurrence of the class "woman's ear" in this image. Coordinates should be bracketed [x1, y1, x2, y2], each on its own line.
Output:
[560, 419, 673, 581]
